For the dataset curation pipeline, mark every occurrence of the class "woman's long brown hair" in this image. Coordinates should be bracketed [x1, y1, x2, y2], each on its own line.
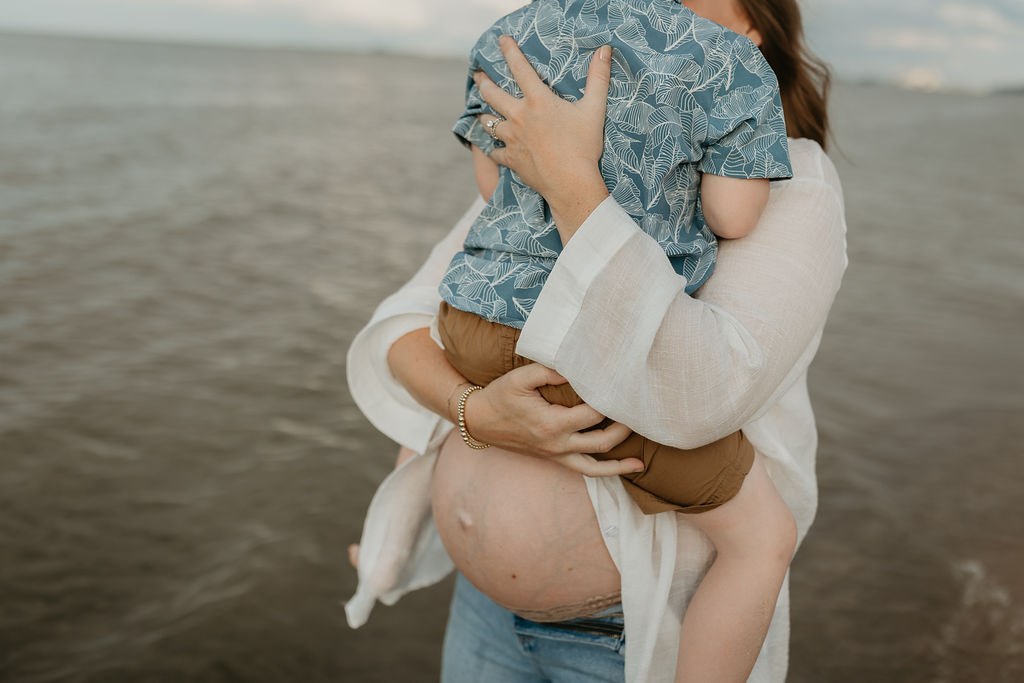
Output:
[737, 0, 832, 148]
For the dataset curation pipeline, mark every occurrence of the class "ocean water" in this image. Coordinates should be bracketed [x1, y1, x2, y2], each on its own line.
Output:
[0, 31, 1021, 682]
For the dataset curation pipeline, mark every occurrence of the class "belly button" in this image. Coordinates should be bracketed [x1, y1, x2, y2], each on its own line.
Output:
[457, 510, 474, 530]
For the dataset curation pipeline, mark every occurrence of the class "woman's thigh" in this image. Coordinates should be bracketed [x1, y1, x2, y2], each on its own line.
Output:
[442, 574, 625, 683]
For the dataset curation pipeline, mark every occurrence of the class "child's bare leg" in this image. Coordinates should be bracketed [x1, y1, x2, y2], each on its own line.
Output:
[675, 454, 797, 683]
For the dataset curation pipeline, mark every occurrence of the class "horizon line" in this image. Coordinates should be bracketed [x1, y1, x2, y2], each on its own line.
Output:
[2, 24, 1020, 97]
[0, 23, 461, 60]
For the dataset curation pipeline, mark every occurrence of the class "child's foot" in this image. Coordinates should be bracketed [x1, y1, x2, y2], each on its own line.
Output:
[348, 543, 360, 569]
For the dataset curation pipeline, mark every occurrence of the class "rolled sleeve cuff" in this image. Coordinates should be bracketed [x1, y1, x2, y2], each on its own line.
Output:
[516, 197, 642, 365]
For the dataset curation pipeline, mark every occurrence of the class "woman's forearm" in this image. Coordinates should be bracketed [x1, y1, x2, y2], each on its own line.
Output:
[385, 316, 637, 473]
[386, 327, 468, 425]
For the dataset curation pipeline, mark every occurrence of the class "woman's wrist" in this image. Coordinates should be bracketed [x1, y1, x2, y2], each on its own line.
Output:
[446, 380, 474, 424]
[387, 328, 477, 426]
[459, 383, 493, 446]
[545, 167, 610, 245]
[457, 385, 491, 449]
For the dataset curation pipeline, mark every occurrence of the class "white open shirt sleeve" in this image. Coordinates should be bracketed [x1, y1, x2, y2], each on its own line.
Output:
[345, 139, 847, 683]
[517, 139, 847, 448]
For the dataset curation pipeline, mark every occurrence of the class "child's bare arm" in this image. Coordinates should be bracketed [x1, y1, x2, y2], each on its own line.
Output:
[472, 145, 500, 201]
[700, 174, 770, 240]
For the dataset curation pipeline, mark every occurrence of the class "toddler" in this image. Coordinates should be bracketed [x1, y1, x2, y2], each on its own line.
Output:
[438, 0, 797, 679]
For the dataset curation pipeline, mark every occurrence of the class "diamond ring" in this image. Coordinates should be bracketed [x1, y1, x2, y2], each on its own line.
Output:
[485, 115, 506, 141]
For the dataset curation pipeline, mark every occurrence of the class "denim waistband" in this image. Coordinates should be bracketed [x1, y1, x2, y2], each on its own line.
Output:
[513, 603, 626, 644]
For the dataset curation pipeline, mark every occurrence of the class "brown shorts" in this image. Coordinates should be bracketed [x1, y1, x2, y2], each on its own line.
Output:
[437, 301, 755, 515]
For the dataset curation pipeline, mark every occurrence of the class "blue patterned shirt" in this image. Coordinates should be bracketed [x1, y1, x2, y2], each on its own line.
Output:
[440, 0, 793, 329]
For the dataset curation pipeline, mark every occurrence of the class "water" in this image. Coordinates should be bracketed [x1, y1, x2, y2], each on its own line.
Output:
[0, 31, 1021, 682]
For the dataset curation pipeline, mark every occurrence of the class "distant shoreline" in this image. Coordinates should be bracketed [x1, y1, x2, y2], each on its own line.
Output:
[0, 25, 456, 62]
[2, 25, 1020, 97]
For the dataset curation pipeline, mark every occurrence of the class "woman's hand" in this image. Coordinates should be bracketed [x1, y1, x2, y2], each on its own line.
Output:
[387, 328, 637, 477]
[475, 36, 612, 243]
[463, 363, 640, 477]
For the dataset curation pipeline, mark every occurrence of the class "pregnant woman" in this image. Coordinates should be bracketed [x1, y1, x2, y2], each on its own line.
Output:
[346, 1, 845, 681]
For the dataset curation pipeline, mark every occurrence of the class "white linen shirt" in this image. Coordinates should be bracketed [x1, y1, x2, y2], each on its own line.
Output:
[345, 138, 847, 683]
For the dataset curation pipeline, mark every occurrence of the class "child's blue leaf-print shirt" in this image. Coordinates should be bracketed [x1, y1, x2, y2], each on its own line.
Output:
[439, 0, 793, 329]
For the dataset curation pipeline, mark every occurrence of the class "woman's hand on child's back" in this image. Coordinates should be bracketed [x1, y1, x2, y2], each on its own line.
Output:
[474, 36, 612, 243]
[464, 363, 639, 477]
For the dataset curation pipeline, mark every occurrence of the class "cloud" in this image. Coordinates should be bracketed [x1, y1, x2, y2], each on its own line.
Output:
[201, 0, 523, 31]
[330, 1, 432, 31]
[182, 0, 527, 51]
[270, 0, 431, 29]
[867, 28, 947, 51]
[938, 3, 1018, 35]
[867, 27, 1010, 53]
[135, 0, 431, 30]
[898, 66, 946, 91]
[806, 0, 1024, 89]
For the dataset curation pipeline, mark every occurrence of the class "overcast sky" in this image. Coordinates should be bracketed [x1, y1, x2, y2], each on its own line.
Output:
[2, 0, 1023, 91]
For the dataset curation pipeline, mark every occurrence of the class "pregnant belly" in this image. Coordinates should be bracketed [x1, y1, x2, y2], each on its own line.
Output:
[431, 430, 621, 611]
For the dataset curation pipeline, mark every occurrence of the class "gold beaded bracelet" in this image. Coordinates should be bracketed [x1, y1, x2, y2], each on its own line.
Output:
[457, 385, 490, 450]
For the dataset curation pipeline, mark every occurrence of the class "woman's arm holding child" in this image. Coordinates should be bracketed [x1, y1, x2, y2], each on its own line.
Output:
[473, 38, 846, 448]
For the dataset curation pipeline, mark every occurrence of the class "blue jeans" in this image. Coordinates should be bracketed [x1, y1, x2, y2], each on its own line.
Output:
[441, 573, 626, 683]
